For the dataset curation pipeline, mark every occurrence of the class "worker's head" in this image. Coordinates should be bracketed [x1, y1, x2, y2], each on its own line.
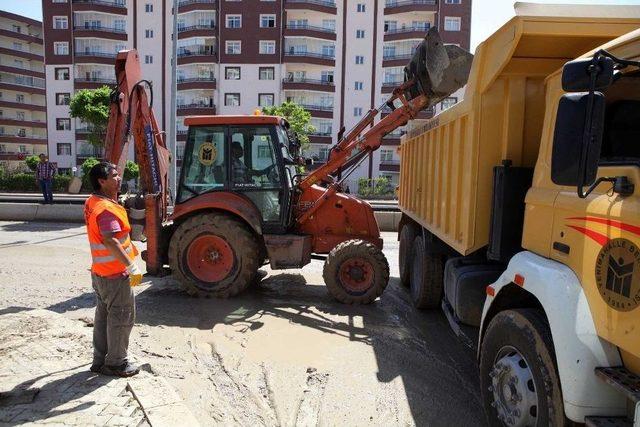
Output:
[89, 162, 121, 194]
[231, 141, 244, 159]
[39, 153, 47, 162]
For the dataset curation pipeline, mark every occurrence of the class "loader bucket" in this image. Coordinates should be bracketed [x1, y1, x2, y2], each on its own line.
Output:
[404, 27, 474, 108]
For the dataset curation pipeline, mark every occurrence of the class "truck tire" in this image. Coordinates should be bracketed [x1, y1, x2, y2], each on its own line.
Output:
[323, 239, 390, 304]
[480, 309, 566, 427]
[409, 236, 445, 309]
[399, 222, 420, 288]
[168, 212, 260, 298]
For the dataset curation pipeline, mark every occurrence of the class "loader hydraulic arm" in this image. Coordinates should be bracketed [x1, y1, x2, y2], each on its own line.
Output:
[103, 49, 171, 275]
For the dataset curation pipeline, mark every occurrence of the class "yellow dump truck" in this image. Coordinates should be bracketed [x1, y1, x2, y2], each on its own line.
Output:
[397, 3, 640, 425]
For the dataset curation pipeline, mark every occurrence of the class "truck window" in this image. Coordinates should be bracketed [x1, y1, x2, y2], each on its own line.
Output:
[177, 126, 226, 203]
[600, 74, 640, 167]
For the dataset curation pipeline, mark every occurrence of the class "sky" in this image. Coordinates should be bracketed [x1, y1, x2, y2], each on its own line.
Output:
[4, 0, 640, 51]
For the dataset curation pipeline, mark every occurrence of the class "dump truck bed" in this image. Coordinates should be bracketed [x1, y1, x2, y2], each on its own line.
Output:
[398, 3, 640, 256]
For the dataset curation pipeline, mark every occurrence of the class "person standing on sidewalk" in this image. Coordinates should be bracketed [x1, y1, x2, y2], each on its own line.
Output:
[35, 153, 56, 204]
[84, 162, 143, 377]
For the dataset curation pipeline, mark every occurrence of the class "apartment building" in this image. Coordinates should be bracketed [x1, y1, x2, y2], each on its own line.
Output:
[0, 12, 47, 171]
[42, 0, 471, 184]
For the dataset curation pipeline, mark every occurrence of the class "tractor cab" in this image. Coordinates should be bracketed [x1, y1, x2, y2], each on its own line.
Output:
[177, 115, 297, 233]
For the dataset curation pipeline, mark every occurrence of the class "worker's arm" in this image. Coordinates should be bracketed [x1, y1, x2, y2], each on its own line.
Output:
[102, 232, 133, 267]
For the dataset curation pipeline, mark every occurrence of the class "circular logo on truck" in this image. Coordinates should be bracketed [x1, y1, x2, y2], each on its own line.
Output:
[595, 238, 640, 312]
[198, 142, 217, 166]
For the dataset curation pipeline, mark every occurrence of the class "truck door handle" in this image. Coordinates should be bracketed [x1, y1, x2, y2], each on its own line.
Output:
[553, 242, 570, 254]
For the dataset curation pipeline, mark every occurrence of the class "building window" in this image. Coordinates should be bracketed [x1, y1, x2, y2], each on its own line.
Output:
[259, 67, 274, 80]
[225, 93, 240, 106]
[445, 0, 461, 3]
[12, 25, 21, 33]
[12, 42, 23, 51]
[53, 16, 68, 30]
[355, 55, 364, 64]
[17, 128, 26, 137]
[145, 55, 153, 64]
[225, 67, 241, 80]
[441, 96, 458, 110]
[0, 144, 5, 153]
[357, 3, 365, 12]
[53, 42, 69, 55]
[321, 71, 334, 83]
[353, 107, 363, 117]
[57, 143, 72, 156]
[16, 112, 25, 121]
[356, 29, 365, 38]
[55, 67, 69, 80]
[258, 93, 274, 107]
[16, 94, 24, 103]
[354, 81, 363, 90]
[226, 41, 241, 54]
[444, 16, 461, 31]
[260, 14, 276, 28]
[226, 15, 242, 28]
[145, 3, 153, 12]
[145, 29, 153, 38]
[380, 149, 393, 161]
[56, 118, 71, 131]
[19, 145, 28, 153]
[55, 93, 70, 105]
[259, 40, 276, 54]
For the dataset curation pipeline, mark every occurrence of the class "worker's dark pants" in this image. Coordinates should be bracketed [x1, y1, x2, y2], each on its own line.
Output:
[39, 179, 53, 204]
[91, 273, 135, 367]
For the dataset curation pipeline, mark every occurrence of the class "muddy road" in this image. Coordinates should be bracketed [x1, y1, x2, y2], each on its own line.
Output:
[0, 221, 485, 426]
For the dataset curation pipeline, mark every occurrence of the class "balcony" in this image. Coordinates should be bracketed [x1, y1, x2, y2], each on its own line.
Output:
[74, 51, 118, 64]
[382, 52, 415, 67]
[72, 0, 128, 15]
[0, 132, 47, 145]
[0, 64, 45, 79]
[177, 23, 216, 39]
[74, 77, 117, 89]
[0, 47, 42, 62]
[177, 129, 188, 141]
[297, 103, 333, 118]
[0, 100, 47, 112]
[177, 0, 216, 13]
[284, 24, 336, 41]
[0, 76, 46, 94]
[177, 76, 216, 90]
[384, 0, 437, 15]
[0, 28, 42, 44]
[381, 80, 402, 93]
[73, 25, 127, 41]
[379, 159, 400, 172]
[308, 131, 332, 144]
[77, 147, 104, 159]
[177, 102, 216, 116]
[284, 0, 337, 14]
[381, 105, 433, 120]
[283, 51, 335, 67]
[177, 46, 217, 65]
[384, 25, 430, 42]
[282, 77, 335, 92]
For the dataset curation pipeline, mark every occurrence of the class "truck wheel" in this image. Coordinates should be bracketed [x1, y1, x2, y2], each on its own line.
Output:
[409, 236, 444, 308]
[168, 212, 260, 298]
[323, 239, 390, 304]
[480, 309, 566, 427]
[399, 223, 419, 288]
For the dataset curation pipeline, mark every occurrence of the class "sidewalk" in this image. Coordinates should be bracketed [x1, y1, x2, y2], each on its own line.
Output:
[0, 309, 199, 426]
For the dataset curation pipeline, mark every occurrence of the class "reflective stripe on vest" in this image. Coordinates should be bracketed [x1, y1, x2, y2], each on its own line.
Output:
[84, 194, 138, 277]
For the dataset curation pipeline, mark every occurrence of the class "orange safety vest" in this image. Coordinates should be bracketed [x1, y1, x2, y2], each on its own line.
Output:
[84, 194, 139, 277]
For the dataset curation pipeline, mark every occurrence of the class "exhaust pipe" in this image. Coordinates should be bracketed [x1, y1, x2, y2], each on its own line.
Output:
[404, 27, 474, 108]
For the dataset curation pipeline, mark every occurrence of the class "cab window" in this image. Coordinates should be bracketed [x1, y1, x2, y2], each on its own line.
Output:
[600, 73, 640, 166]
[177, 126, 226, 203]
[230, 126, 281, 188]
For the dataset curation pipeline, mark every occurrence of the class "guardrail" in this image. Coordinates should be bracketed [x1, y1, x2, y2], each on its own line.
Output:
[73, 25, 126, 33]
[282, 78, 334, 86]
[284, 51, 335, 60]
[286, 24, 336, 34]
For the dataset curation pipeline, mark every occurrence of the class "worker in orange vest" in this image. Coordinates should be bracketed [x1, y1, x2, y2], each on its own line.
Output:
[84, 162, 143, 377]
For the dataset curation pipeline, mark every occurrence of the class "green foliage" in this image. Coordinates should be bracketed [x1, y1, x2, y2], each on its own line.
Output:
[81, 157, 100, 190]
[69, 86, 111, 146]
[0, 172, 73, 192]
[357, 177, 394, 197]
[123, 161, 139, 181]
[25, 155, 40, 172]
[262, 101, 315, 150]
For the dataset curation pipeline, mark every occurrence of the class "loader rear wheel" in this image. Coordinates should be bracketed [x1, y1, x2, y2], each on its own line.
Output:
[409, 236, 445, 309]
[399, 223, 420, 288]
[169, 212, 260, 298]
[323, 240, 390, 304]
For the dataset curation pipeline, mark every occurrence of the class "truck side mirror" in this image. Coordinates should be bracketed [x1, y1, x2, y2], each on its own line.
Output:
[551, 92, 605, 187]
[562, 56, 614, 92]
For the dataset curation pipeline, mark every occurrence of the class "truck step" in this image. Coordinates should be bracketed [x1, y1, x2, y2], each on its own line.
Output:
[595, 367, 640, 403]
[585, 416, 632, 427]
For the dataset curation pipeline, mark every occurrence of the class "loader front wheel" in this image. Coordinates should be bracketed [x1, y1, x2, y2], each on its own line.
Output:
[323, 240, 390, 304]
[169, 212, 260, 298]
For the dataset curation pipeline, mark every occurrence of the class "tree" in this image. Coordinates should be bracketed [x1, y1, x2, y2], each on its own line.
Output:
[25, 155, 40, 172]
[123, 161, 139, 181]
[262, 101, 315, 150]
[69, 86, 111, 147]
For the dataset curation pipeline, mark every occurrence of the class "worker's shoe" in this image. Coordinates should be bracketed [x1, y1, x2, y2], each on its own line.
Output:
[101, 362, 140, 377]
[89, 363, 102, 373]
